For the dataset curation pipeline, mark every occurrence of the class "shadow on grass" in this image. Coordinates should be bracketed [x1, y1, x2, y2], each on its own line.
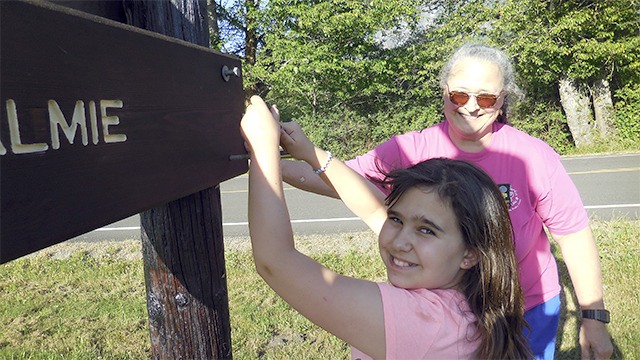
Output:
[555, 254, 624, 359]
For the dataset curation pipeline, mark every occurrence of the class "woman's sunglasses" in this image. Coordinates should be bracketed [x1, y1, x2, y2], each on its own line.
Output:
[447, 87, 502, 109]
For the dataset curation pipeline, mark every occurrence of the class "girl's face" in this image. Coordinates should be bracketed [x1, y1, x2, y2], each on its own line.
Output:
[378, 186, 474, 290]
[443, 58, 505, 148]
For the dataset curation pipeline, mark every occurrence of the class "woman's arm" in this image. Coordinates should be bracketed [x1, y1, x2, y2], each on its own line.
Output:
[241, 96, 385, 358]
[553, 227, 613, 359]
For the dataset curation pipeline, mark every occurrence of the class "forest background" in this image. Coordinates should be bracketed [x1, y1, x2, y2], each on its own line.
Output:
[208, 0, 639, 158]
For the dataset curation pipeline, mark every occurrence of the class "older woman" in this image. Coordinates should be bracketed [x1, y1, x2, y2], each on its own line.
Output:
[281, 43, 613, 359]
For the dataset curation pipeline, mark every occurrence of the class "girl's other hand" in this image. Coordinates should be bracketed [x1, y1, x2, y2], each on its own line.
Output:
[240, 96, 280, 155]
[280, 121, 316, 163]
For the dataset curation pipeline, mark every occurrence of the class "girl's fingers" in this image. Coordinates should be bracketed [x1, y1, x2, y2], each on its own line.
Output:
[270, 104, 280, 122]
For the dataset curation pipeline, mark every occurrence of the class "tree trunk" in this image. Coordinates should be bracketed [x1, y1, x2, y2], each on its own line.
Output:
[558, 77, 594, 147]
[244, 0, 258, 66]
[124, 1, 233, 359]
[207, 0, 221, 49]
[124, 0, 209, 46]
[590, 78, 616, 138]
[243, 0, 268, 97]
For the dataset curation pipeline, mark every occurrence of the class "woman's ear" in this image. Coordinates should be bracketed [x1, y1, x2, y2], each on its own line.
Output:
[460, 249, 479, 270]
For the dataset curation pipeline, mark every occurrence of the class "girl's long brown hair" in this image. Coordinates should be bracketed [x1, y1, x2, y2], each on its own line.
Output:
[381, 158, 532, 359]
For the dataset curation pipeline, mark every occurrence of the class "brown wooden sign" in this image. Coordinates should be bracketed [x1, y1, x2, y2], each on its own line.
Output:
[0, 0, 248, 263]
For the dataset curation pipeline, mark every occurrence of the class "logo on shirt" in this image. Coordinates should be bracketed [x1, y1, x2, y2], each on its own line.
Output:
[498, 183, 521, 211]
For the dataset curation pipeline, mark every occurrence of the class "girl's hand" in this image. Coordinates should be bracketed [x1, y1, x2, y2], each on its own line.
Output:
[240, 96, 280, 155]
[280, 121, 316, 163]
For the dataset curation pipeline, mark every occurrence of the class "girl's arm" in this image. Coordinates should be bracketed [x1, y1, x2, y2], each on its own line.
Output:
[241, 96, 385, 358]
[280, 121, 387, 235]
[281, 159, 341, 198]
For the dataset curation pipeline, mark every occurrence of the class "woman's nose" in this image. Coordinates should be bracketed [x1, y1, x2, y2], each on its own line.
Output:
[463, 95, 480, 111]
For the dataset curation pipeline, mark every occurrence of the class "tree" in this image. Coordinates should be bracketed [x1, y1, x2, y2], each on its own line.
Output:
[247, 0, 430, 156]
[493, 0, 640, 146]
[209, 0, 639, 154]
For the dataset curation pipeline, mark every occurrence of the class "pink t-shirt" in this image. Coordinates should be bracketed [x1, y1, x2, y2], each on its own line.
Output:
[346, 121, 589, 310]
[351, 283, 479, 359]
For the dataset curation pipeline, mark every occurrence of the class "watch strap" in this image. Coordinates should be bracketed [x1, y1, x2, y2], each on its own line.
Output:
[581, 309, 610, 324]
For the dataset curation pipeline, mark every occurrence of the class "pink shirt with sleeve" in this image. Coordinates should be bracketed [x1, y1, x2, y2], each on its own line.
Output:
[345, 121, 590, 310]
[351, 283, 480, 359]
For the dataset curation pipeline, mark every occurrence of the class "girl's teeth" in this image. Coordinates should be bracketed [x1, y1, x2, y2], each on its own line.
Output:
[393, 257, 411, 267]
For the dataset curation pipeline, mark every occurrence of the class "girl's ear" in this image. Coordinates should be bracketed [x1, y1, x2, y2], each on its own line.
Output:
[460, 249, 479, 270]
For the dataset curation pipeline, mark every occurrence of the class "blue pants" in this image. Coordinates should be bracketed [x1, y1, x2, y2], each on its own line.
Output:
[523, 295, 561, 360]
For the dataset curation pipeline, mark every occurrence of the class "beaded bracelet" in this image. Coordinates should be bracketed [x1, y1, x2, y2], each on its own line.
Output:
[313, 151, 333, 175]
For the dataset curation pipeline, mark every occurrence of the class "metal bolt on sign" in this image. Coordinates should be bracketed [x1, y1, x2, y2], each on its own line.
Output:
[221, 65, 240, 82]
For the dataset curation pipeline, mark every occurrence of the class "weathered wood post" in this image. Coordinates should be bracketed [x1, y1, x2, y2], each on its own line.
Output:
[50, 1, 235, 358]
[2, 2, 241, 357]
[124, 2, 234, 359]
[140, 189, 232, 359]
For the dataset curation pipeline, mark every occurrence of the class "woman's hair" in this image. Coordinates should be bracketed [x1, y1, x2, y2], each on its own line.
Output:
[381, 158, 532, 359]
[439, 43, 524, 124]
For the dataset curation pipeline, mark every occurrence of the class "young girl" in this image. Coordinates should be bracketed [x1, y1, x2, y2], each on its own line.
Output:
[240, 95, 532, 359]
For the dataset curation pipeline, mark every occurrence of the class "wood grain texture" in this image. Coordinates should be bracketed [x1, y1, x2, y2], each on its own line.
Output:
[0, 0, 246, 266]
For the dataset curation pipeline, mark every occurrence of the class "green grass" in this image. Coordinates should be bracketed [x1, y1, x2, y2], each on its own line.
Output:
[1, 221, 638, 359]
[564, 138, 640, 156]
[553, 219, 640, 359]
[0, 249, 149, 359]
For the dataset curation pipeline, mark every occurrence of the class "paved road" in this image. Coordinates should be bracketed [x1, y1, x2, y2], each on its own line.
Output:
[71, 153, 640, 242]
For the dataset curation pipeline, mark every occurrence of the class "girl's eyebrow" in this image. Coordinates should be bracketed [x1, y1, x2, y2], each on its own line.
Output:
[387, 209, 444, 233]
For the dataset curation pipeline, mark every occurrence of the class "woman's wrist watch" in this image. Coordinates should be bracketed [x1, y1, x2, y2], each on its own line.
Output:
[581, 309, 610, 324]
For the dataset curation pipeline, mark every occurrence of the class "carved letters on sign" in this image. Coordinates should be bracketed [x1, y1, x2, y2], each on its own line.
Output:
[1, 99, 127, 155]
[1, 0, 247, 264]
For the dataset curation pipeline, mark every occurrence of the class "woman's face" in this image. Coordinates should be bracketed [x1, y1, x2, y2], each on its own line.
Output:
[378, 187, 473, 290]
[443, 58, 504, 148]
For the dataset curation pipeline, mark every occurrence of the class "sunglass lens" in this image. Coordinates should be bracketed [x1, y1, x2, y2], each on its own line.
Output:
[449, 92, 469, 106]
[476, 94, 498, 108]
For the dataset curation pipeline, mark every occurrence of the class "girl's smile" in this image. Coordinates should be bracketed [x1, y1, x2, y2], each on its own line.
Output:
[390, 255, 417, 269]
[378, 186, 475, 290]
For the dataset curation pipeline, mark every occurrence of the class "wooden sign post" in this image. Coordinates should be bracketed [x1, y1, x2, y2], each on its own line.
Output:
[1, 0, 244, 358]
[0, 0, 246, 263]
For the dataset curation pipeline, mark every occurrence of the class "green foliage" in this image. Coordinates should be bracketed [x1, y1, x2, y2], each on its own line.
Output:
[295, 111, 370, 160]
[220, 0, 640, 155]
[489, 0, 639, 152]
[253, 0, 424, 108]
[510, 99, 574, 154]
[242, 0, 437, 159]
[614, 84, 640, 142]
[294, 99, 443, 160]
[495, 0, 640, 83]
[250, 0, 503, 159]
